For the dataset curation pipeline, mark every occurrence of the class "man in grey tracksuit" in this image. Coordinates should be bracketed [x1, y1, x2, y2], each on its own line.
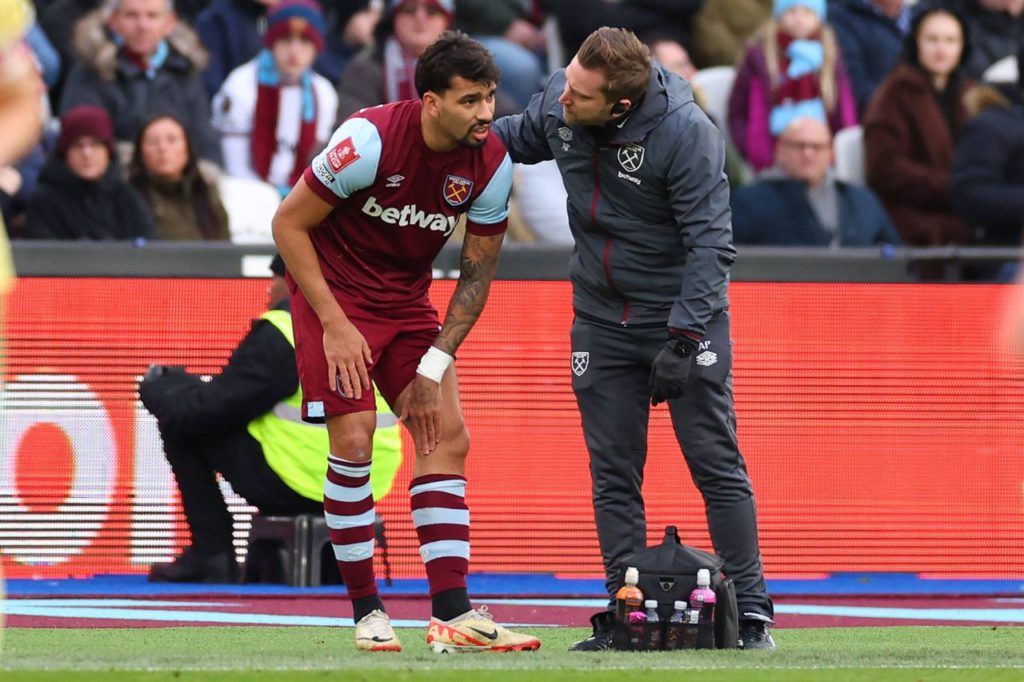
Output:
[492, 27, 775, 650]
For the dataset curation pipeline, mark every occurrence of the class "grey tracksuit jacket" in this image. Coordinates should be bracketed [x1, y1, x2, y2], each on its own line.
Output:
[492, 65, 734, 335]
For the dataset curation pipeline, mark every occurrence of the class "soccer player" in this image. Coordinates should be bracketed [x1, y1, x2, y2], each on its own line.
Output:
[492, 26, 776, 650]
[272, 30, 540, 654]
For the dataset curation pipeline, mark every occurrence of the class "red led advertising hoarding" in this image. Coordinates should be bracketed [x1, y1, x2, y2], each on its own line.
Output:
[2, 279, 1023, 579]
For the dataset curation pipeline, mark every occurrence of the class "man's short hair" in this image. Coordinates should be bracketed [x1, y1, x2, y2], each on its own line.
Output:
[414, 30, 500, 97]
[106, 0, 175, 15]
[576, 26, 651, 105]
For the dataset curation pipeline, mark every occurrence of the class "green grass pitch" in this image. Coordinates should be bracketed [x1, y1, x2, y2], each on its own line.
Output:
[2, 626, 1024, 681]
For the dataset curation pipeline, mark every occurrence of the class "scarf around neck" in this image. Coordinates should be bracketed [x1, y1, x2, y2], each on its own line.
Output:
[383, 36, 419, 103]
[770, 31, 827, 136]
[252, 49, 317, 189]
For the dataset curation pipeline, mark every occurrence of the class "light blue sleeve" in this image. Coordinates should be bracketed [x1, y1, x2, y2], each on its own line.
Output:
[308, 117, 382, 199]
[466, 153, 513, 225]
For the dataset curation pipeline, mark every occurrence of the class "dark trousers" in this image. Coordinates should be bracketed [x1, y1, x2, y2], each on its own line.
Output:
[571, 312, 774, 620]
[162, 429, 324, 555]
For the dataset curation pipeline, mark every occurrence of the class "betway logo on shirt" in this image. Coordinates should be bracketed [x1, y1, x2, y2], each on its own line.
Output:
[361, 196, 458, 236]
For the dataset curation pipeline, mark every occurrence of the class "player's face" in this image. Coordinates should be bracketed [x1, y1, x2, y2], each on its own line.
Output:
[559, 57, 615, 126]
[434, 76, 497, 149]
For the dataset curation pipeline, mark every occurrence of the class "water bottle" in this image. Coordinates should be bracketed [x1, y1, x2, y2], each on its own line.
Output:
[642, 599, 663, 650]
[689, 568, 717, 648]
[663, 600, 687, 650]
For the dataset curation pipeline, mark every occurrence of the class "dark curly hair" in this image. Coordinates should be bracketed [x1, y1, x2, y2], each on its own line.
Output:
[414, 30, 500, 97]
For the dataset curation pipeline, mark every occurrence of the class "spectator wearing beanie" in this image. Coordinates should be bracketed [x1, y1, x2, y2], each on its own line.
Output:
[337, 0, 462, 120]
[212, 0, 338, 195]
[24, 105, 157, 240]
[728, 0, 858, 171]
[59, 0, 222, 165]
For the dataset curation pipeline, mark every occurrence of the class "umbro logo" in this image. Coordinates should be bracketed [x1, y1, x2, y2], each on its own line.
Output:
[468, 626, 498, 640]
[386, 174, 404, 188]
[696, 351, 718, 367]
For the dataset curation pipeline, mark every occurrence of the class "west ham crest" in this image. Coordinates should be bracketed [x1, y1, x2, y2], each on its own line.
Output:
[617, 144, 645, 172]
[443, 175, 473, 207]
[571, 351, 590, 376]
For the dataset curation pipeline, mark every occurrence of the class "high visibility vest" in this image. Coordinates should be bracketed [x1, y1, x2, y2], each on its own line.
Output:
[246, 309, 403, 502]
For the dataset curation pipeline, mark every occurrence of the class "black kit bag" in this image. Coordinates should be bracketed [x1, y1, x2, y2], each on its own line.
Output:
[611, 526, 739, 650]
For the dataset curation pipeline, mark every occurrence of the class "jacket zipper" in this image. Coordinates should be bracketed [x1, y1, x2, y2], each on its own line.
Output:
[593, 150, 630, 326]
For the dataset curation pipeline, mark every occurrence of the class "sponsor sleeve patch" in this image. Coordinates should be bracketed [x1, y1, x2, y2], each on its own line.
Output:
[326, 137, 360, 172]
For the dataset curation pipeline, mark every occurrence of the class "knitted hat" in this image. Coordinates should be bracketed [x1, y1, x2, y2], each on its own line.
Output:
[773, 0, 826, 20]
[265, 0, 326, 52]
[56, 105, 116, 158]
[389, 0, 454, 21]
[269, 253, 286, 276]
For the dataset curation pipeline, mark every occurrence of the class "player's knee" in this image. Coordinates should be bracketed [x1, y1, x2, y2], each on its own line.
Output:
[444, 423, 470, 459]
[330, 433, 374, 462]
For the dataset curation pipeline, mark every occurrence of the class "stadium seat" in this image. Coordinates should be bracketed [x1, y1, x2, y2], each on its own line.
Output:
[833, 125, 865, 186]
[691, 66, 736, 140]
[243, 514, 316, 586]
[243, 513, 391, 587]
[982, 55, 1018, 84]
[218, 176, 282, 244]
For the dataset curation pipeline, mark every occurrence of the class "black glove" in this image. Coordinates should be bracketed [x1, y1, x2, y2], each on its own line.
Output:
[138, 365, 186, 412]
[142, 364, 172, 382]
[650, 334, 698, 406]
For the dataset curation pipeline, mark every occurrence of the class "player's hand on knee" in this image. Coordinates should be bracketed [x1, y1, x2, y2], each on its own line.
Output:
[400, 375, 444, 456]
[649, 334, 697, 406]
[323, 323, 372, 399]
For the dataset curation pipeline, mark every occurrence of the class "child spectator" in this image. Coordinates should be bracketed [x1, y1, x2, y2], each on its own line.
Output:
[129, 115, 230, 241]
[25, 105, 156, 239]
[212, 0, 337, 195]
[728, 0, 858, 171]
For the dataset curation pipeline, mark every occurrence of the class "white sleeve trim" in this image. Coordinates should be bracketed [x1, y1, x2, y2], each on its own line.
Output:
[467, 152, 512, 225]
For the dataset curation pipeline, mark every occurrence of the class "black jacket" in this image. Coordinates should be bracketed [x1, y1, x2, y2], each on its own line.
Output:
[951, 96, 1024, 245]
[828, 0, 906, 115]
[59, 11, 222, 164]
[138, 303, 298, 438]
[24, 157, 156, 240]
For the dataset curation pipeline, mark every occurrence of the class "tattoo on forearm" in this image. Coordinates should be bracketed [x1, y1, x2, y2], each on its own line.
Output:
[435, 234, 502, 356]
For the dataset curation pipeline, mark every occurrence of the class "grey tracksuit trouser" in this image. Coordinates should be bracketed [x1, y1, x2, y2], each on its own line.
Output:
[570, 311, 774, 621]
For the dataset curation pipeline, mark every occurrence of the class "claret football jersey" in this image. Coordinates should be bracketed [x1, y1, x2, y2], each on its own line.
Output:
[301, 100, 512, 310]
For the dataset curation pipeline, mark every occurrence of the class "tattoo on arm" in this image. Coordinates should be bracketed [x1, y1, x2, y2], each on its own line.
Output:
[434, 233, 504, 356]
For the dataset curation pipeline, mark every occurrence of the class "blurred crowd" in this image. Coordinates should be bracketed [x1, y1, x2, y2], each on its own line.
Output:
[2, 0, 1022, 266]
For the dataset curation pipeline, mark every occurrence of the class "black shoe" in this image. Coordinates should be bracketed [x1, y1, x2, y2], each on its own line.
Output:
[739, 620, 776, 650]
[569, 610, 615, 651]
[148, 547, 239, 584]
